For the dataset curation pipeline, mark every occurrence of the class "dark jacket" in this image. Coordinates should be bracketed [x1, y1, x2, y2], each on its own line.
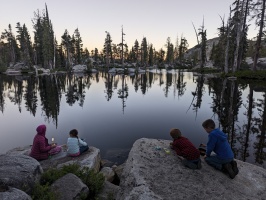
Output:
[30, 125, 51, 160]
[172, 136, 200, 160]
[206, 128, 234, 160]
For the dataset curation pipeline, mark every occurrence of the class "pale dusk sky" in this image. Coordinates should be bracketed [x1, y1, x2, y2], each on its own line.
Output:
[0, 0, 258, 52]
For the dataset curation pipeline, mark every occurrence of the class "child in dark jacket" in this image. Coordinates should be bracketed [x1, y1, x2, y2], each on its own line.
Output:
[170, 128, 201, 169]
[202, 119, 239, 179]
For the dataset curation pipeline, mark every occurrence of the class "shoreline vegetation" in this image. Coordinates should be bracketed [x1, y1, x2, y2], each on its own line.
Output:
[1, 1, 266, 80]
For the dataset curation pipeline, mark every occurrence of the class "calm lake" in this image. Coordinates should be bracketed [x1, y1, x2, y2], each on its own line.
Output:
[0, 69, 265, 169]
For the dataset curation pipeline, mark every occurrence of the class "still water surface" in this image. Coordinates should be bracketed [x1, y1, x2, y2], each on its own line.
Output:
[0, 69, 265, 169]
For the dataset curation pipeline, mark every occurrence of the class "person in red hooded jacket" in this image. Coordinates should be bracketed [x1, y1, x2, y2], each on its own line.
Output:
[30, 124, 58, 161]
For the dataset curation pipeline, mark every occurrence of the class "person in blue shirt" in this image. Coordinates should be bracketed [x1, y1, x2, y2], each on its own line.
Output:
[202, 119, 239, 179]
[67, 129, 89, 157]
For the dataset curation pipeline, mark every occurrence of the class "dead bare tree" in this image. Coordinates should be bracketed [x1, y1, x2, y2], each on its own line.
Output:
[252, 0, 266, 71]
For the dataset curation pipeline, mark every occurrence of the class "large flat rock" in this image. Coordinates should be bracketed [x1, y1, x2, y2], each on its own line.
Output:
[6, 145, 101, 172]
[117, 138, 266, 200]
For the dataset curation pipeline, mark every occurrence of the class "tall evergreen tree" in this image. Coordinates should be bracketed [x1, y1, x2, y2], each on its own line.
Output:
[32, 4, 55, 69]
[74, 28, 83, 64]
[1, 24, 19, 66]
[103, 32, 113, 70]
[141, 37, 148, 66]
[61, 29, 72, 68]
[178, 37, 188, 62]
[165, 37, 174, 65]
[148, 44, 154, 66]
[16, 23, 34, 67]
[133, 40, 139, 63]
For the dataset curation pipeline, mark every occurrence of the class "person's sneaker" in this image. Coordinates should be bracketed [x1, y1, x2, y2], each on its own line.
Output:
[223, 163, 236, 179]
[231, 160, 239, 175]
[197, 159, 202, 169]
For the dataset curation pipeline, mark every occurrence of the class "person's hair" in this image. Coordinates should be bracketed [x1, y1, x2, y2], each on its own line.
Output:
[69, 129, 79, 139]
[202, 119, 216, 129]
[170, 128, 182, 139]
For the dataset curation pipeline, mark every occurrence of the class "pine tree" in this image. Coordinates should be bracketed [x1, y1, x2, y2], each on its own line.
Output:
[133, 40, 139, 63]
[165, 37, 174, 65]
[1, 24, 18, 66]
[104, 32, 112, 70]
[74, 28, 83, 64]
[141, 37, 148, 66]
[32, 4, 55, 69]
[148, 44, 154, 66]
[178, 37, 188, 62]
[16, 23, 34, 67]
[61, 29, 72, 68]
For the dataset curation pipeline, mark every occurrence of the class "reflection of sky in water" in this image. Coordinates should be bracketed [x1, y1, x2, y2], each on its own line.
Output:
[0, 71, 265, 168]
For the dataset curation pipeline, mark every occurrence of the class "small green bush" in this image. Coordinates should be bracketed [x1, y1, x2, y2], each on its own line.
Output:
[31, 183, 56, 200]
[79, 167, 105, 198]
[36, 163, 104, 200]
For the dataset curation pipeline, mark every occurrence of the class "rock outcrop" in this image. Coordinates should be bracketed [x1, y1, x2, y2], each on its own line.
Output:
[117, 138, 266, 200]
[0, 154, 42, 194]
[50, 173, 89, 200]
[0, 186, 32, 200]
[6, 145, 101, 172]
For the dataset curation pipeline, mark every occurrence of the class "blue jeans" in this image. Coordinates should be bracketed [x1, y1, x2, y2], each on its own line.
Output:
[79, 145, 89, 154]
[205, 155, 233, 170]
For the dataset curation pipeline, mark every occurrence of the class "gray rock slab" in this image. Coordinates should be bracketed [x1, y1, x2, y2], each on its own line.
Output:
[40, 145, 101, 172]
[100, 167, 115, 182]
[0, 154, 43, 193]
[6, 145, 31, 156]
[117, 138, 266, 200]
[112, 163, 125, 180]
[7, 145, 101, 172]
[50, 173, 89, 200]
[0, 186, 32, 200]
[97, 181, 119, 200]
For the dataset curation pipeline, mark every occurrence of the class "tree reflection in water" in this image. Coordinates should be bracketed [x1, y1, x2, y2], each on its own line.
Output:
[0, 70, 265, 169]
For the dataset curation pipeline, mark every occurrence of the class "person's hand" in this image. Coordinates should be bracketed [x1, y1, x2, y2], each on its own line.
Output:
[51, 144, 56, 148]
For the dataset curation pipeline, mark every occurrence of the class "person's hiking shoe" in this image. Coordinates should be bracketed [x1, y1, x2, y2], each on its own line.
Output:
[231, 160, 239, 175]
[197, 159, 202, 169]
[198, 147, 206, 156]
[223, 163, 236, 179]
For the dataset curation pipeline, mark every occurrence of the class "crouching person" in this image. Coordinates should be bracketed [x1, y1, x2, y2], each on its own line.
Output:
[202, 119, 239, 179]
[170, 128, 201, 169]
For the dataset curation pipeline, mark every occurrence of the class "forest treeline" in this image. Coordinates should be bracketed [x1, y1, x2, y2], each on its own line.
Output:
[0, 0, 266, 73]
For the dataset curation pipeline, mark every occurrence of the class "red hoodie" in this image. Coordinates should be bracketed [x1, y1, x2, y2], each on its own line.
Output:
[30, 125, 52, 160]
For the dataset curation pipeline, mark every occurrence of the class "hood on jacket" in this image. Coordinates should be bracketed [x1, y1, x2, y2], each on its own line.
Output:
[36, 124, 46, 136]
[211, 128, 227, 141]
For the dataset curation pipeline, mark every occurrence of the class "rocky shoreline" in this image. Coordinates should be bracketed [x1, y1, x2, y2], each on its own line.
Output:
[1, 138, 266, 200]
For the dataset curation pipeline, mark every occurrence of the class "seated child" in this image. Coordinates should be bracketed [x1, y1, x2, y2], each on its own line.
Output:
[170, 128, 201, 169]
[67, 129, 89, 157]
[202, 119, 239, 179]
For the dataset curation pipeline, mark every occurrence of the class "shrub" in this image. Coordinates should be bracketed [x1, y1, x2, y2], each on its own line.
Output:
[36, 163, 104, 200]
[31, 183, 56, 200]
